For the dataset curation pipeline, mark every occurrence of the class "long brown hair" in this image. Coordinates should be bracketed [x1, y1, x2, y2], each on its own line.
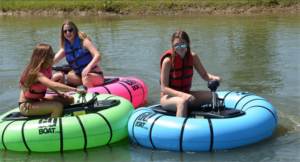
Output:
[19, 44, 54, 91]
[60, 20, 91, 49]
[171, 31, 191, 78]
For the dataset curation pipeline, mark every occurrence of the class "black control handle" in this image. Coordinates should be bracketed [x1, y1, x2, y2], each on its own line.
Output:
[77, 85, 87, 97]
[207, 80, 219, 92]
[52, 64, 73, 74]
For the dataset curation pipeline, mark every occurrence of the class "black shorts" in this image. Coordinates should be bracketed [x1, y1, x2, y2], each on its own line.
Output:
[75, 71, 104, 77]
[19, 100, 39, 108]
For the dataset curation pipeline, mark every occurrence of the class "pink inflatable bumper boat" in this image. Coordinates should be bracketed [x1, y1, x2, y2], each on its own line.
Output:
[46, 76, 147, 108]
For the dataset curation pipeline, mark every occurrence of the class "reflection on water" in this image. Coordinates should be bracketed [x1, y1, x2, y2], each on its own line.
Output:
[1, 138, 131, 162]
[0, 13, 299, 161]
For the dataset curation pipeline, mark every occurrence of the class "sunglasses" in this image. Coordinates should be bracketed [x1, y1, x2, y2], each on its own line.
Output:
[63, 28, 74, 34]
[49, 52, 55, 59]
[174, 43, 186, 49]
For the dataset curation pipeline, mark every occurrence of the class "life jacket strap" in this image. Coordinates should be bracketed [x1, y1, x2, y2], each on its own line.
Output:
[173, 66, 193, 72]
[170, 74, 193, 80]
[73, 63, 90, 71]
[169, 83, 192, 89]
[29, 90, 46, 95]
[65, 47, 82, 55]
[67, 52, 90, 64]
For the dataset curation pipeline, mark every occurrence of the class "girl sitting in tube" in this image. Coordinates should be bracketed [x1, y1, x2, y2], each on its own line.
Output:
[160, 31, 222, 118]
[52, 20, 104, 88]
[19, 44, 87, 118]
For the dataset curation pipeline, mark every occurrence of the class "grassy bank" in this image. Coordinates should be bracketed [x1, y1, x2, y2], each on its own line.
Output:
[0, 0, 299, 15]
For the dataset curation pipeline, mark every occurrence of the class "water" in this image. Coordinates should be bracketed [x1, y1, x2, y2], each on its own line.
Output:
[0, 13, 299, 161]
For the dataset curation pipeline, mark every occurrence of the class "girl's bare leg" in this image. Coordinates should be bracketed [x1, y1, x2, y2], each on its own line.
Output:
[20, 95, 74, 118]
[20, 101, 63, 118]
[82, 73, 104, 88]
[188, 90, 218, 109]
[66, 73, 82, 87]
[52, 73, 64, 83]
[161, 95, 188, 117]
[160, 91, 218, 118]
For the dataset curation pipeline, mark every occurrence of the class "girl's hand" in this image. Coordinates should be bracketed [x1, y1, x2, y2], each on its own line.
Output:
[76, 88, 88, 96]
[211, 76, 222, 82]
[57, 91, 67, 98]
[82, 66, 92, 77]
[181, 93, 195, 104]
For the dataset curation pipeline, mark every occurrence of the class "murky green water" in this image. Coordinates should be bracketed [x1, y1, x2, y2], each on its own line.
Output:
[0, 13, 299, 161]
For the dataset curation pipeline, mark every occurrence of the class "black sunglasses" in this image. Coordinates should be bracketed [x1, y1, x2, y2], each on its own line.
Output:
[49, 53, 55, 59]
[63, 28, 74, 34]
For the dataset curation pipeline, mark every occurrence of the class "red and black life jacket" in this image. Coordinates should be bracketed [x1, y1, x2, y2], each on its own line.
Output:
[160, 49, 194, 96]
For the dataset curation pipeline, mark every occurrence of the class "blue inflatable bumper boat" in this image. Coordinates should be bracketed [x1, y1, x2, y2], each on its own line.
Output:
[127, 91, 278, 151]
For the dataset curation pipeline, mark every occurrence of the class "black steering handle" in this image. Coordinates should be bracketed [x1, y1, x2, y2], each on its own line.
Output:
[207, 80, 220, 92]
[52, 64, 73, 74]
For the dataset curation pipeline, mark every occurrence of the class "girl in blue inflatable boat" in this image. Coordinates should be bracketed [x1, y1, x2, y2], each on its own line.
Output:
[160, 31, 222, 117]
[52, 20, 104, 88]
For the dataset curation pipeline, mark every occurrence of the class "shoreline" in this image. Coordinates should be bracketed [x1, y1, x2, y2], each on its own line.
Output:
[0, 1, 299, 16]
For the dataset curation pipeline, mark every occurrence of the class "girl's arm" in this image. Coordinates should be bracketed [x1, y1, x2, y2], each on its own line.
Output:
[48, 87, 59, 94]
[53, 49, 66, 65]
[192, 52, 221, 82]
[81, 39, 102, 77]
[37, 72, 77, 92]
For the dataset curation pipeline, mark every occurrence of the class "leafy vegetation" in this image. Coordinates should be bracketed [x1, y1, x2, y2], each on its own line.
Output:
[0, 0, 298, 13]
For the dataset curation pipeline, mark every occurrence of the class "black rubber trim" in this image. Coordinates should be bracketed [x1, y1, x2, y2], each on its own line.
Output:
[241, 99, 268, 110]
[21, 121, 30, 151]
[118, 82, 132, 103]
[76, 116, 87, 149]
[96, 113, 113, 145]
[149, 115, 164, 149]
[208, 118, 214, 151]
[234, 94, 257, 109]
[132, 112, 149, 145]
[132, 108, 150, 115]
[104, 95, 114, 101]
[180, 118, 189, 151]
[147, 113, 158, 121]
[59, 117, 63, 152]
[2, 121, 14, 149]
[245, 106, 277, 123]
[103, 86, 111, 94]
[133, 79, 146, 107]
[222, 91, 233, 106]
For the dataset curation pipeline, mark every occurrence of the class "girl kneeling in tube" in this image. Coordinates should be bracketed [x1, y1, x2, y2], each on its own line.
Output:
[19, 44, 87, 118]
[52, 20, 104, 88]
[160, 31, 222, 118]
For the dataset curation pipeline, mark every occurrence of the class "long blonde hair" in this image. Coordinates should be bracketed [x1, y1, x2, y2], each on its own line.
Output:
[60, 20, 91, 49]
[171, 31, 191, 78]
[19, 44, 53, 91]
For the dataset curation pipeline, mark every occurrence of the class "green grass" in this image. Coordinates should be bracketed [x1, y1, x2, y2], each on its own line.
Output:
[0, 0, 298, 13]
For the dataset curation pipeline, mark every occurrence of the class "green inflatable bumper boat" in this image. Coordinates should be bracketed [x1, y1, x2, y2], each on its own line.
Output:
[0, 93, 134, 152]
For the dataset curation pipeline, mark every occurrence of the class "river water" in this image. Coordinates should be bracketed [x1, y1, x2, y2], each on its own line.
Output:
[0, 13, 299, 161]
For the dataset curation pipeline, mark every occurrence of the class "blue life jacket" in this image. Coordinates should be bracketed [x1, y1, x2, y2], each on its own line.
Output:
[65, 36, 97, 74]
